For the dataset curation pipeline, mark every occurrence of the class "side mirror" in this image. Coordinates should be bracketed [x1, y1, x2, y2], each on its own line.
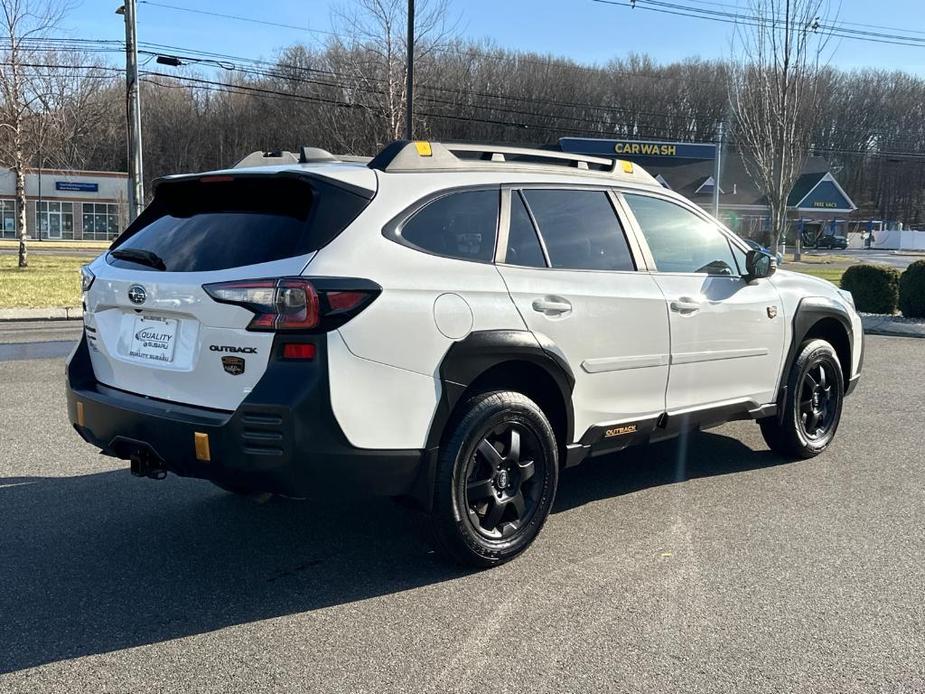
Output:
[744, 249, 776, 282]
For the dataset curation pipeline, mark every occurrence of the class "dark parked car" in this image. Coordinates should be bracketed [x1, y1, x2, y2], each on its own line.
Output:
[816, 234, 849, 250]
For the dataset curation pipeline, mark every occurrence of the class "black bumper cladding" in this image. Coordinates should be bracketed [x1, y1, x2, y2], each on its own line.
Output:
[66, 334, 426, 499]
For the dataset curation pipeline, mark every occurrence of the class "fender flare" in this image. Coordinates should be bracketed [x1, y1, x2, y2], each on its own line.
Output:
[775, 296, 857, 415]
[425, 329, 575, 451]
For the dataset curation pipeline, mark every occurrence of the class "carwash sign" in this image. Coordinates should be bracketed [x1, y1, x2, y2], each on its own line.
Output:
[559, 137, 717, 161]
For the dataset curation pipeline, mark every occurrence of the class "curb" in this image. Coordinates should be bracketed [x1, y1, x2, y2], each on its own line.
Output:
[861, 315, 925, 339]
[0, 307, 83, 322]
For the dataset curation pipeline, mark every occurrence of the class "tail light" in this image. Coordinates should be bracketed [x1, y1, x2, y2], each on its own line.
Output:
[203, 277, 380, 332]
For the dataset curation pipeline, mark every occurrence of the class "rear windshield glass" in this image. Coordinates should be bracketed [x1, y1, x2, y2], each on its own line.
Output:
[108, 175, 370, 272]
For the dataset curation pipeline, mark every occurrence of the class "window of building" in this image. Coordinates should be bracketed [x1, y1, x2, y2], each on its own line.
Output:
[504, 192, 547, 268]
[623, 193, 737, 275]
[82, 203, 121, 240]
[36, 201, 74, 240]
[521, 189, 635, 271]
[0, 200, 15, 238]
[398, 190, 499, 263]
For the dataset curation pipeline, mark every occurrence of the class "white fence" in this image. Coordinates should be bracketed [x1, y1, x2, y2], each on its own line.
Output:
[871, 229, 925, 251]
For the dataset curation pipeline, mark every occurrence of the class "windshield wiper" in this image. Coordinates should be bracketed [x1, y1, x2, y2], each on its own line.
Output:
[110, 248, 167, 271]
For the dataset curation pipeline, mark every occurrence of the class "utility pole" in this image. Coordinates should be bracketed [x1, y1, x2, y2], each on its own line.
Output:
[712, 120, 724, 219]
[405, 0, 414, 141]
[120, 0, 144, 220]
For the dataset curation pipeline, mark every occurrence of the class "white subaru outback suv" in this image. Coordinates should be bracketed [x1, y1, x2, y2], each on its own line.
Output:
[67, 141, 863, 567]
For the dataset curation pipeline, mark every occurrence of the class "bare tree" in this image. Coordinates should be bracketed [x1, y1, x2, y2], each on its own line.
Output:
[730, 0, 833, 256]
[327, 0, 455, 149]
[0, 0, 73, 266]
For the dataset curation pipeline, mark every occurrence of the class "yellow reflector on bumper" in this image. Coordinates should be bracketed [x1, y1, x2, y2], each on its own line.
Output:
[621, 160, 634, 173]
[194, 432, 211, 462]
[76, 401, 85, 427]
[414, 141, 433, 157]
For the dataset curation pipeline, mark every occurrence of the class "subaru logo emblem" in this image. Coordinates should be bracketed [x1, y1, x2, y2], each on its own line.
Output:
[128, 285, 147, 305]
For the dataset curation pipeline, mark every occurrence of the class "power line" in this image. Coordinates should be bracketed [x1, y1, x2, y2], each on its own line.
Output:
[592, 0, 925, 49]
[676, 0, 925, 37]
[140, 69, 925, 157]
[140, 70, 687, 140]
[136, 40, 726, 119]
[20, 38, 925, 147]
[137, 0, 334, 37]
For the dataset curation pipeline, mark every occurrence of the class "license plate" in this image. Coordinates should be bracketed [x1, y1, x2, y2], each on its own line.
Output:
[128, 315, 178, 363]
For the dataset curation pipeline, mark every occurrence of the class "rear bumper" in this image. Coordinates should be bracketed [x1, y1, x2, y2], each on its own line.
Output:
[66, 334, 428, 500]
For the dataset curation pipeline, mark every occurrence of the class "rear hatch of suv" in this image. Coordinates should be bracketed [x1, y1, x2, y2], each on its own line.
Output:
[83, 170, 374, 411]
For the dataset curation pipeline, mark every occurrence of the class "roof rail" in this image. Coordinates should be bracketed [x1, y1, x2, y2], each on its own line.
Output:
[367, 140, 654, 182]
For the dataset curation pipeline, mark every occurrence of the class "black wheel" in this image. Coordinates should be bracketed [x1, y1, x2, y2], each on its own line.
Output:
[760, 339, 844, 459]
[430, 391, 559, 568]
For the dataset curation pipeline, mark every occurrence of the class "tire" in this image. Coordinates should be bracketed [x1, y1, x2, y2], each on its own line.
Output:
[760, 339, 845, 459]
[430, 390, 559, 568]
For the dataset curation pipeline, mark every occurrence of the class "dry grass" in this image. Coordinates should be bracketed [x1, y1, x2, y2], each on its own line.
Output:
[0, 239, 110, 250]
[787, 265, 845, 285]
[0, 254, 87, 308]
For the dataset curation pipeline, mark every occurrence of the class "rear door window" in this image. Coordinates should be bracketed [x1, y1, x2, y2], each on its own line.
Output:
[108, 176, 370, 272]
[397, 189, 499, 263]
[521, 189, 635, 271]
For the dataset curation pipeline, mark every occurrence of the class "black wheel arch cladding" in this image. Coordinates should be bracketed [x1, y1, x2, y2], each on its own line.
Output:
[426, 330, 576, 452]
[778, 297, 856, 397]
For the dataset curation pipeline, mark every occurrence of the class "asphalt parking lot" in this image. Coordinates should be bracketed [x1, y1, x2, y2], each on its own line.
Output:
[0, 325, 923, 693]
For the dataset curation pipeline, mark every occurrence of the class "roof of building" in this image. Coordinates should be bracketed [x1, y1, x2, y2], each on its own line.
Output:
[621, 154, 833, 208]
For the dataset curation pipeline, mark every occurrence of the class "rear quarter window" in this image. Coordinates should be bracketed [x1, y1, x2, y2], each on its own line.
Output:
[395, 189, 500, 263]
[108, 175, 370, 273]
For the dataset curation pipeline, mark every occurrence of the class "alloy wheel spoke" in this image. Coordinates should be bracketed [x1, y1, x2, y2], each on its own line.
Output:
[807, 410, 819, 434]
[482, 498, 506, 530]
[804, 372, 818, 390]
[509, 491, 526, 519]
[467, 478, 495, 502]
[477, 439, 504, 472]
[818, 365, 827, 388]
[508, 428, 521, 464]
[518, 458, 535, 483]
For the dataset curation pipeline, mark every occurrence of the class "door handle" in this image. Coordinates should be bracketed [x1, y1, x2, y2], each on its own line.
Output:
[670, 297, 702, 314]
[532, 297, 572, 315]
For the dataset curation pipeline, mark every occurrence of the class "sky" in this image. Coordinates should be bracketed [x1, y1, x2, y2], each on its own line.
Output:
[70, 0, 925, 75]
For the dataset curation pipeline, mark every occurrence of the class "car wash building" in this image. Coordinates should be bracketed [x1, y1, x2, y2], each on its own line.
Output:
[0, 168, 130, 242]
[559, 137, 857, 245]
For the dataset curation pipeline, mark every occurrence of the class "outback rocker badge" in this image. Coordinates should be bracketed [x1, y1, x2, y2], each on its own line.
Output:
[221, 356, 246, 376]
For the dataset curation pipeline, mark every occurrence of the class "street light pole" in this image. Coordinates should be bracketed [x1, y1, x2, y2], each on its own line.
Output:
[713, 120, 724, 219]
[120, 0, 144, 220]
[405, 0, 414, 141]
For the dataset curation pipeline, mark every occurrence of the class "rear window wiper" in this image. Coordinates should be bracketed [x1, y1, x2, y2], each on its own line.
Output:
[110, 248, 167, 271]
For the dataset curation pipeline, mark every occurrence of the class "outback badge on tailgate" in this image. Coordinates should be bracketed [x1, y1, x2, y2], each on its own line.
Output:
[221, 356, 245, 376]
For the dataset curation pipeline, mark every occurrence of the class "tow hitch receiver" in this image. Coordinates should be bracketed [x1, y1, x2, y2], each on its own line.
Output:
[110, 438, 168, 480]
[130, 453, 168, 480]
